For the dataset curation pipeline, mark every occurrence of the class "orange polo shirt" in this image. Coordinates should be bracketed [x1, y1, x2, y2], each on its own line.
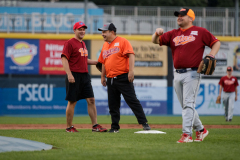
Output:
[98, 36, 134, 78]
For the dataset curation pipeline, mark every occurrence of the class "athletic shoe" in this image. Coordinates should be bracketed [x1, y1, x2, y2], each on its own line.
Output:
[92, 124, 108, 132]
[66, 126, 79, 132]
[108, 129, 119, 133]
[177, 133, 193, 143]
[142, 123, 151, 130]
[194, 128, 209, 142]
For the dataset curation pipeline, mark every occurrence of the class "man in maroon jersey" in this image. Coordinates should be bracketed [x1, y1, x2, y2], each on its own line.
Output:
[61, 21, 107, 132]
[152, 8, 221, 143]
[218, 66, 239, 122]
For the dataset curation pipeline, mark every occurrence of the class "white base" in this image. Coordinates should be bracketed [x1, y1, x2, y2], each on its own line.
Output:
[134, 130, 166, 134]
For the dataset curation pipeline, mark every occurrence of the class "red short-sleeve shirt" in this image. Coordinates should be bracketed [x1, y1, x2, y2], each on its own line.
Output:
[219, 76, 239, 92]
[159, 26, 219, 69]
[61, 38, 88, 73]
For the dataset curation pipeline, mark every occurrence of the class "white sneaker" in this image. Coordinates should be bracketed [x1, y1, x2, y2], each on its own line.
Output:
[177, 133, 193, 143]
[194, 128, 209, 142]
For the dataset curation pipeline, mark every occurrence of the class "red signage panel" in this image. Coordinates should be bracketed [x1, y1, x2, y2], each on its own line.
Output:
[39, 40, 66, 75]
[0, 39, 4, 74]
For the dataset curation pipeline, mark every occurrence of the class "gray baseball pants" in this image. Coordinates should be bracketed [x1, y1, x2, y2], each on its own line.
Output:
[174, 70, 204, 137]
[222, 91, 235, 120]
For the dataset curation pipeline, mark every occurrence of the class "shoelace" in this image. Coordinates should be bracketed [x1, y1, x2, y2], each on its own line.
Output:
[96, 125, 104, 129]
[180, 134, 188, 141]
[71, 127, 78, 131]
[196, 132, 203, 139]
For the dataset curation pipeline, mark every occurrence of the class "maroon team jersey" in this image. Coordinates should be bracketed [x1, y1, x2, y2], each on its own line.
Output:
[219, 76, 239, 92]
[61, 38, 88, 73]
[159, 25, 219, 69]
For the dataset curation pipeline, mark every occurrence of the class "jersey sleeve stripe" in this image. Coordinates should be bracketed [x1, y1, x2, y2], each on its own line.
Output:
[61, 53, 69, 60]
[123, 51, 135, 55]
[210, 39, 219, 48]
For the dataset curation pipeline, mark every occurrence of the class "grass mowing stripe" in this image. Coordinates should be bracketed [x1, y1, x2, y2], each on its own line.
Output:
[0, 116, 240, 125]
[0, 129, 240, 160]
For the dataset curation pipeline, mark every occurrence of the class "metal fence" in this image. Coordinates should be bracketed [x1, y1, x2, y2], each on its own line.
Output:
[0, 13, 237, 36]
[99, 6, 239, 18]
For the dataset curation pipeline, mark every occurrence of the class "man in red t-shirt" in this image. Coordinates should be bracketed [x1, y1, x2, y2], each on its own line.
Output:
[218, 66, 239, 122]
[152, 8, 221, 143]
[61, 21, 107, 132]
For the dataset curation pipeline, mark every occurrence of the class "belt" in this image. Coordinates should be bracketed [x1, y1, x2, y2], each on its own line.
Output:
[175, 67, 198, 73]
[108, 73, 128, 85]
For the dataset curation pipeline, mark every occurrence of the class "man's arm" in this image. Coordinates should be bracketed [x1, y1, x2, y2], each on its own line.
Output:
[209, 41, 221, 57]
[219, 85, 223, 96]
[235, 86, 238, 101]
[152, 28, 164, 44]
[87, 59, 98, 65]
[101, 64, 107, 87]
[61, 56, 75, 83]
[128, 54, 135, 82]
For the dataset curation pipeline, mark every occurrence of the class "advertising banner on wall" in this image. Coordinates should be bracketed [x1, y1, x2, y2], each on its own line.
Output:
[90, 40, 168, 76]
[0, 79, 87, 115]
[4, 39, 39, 74]
[204, 42, 240, 77]
[173, 79, 240, 115]
[0, 39, 4, 74]
[39, 40, 66, 75]
[91, 78, 168, 115]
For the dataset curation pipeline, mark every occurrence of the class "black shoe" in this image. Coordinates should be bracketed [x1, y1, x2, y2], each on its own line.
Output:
[229, 119, 232, 122]
[142, 123, 151, 130]
[108, 129, 119, 133]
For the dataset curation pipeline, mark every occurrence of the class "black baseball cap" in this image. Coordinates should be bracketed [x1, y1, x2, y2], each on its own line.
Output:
[98, 23, 117, 32]
[174, 8, 195, 21]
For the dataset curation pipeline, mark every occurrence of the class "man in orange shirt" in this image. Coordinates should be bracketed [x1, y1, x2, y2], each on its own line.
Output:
[98, 23, 151, 133]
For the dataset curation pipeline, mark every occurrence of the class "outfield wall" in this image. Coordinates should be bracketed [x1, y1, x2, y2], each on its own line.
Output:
[0, 78, 239, 116]
[0, 33, 239, 116]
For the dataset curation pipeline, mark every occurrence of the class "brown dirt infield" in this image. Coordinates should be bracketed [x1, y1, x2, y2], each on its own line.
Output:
[0, 124, 240, 129]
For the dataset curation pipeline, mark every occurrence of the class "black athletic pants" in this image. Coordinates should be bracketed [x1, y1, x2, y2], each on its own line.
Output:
[107, 73, 148, 130]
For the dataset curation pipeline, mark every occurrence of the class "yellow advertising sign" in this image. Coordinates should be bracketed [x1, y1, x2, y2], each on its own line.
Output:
[90, 40, 167, 76]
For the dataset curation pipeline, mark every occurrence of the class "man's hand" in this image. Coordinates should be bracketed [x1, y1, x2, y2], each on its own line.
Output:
[155, 28, 164, 36]
[68, 74, 75, 83]
[101, 76, 106, 87]
[152, 28, 164, 44]
[128, 71, 134, 82]
[235, 96, 238, 101]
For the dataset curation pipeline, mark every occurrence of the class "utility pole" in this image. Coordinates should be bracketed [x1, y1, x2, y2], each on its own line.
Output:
[235, 0, 239, 36]
[84, 0, 88, 26]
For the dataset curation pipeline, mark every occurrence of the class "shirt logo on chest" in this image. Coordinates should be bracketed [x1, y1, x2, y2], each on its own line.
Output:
[173, 35, 196, 46]
[224, 79, 234, 85]
[102, 47, 120, 59]
[79, 48, 88, 57]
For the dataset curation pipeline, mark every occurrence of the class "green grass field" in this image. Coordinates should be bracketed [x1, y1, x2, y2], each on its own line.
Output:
[0, 115, 240, 160]
[1, 115, 240, 125]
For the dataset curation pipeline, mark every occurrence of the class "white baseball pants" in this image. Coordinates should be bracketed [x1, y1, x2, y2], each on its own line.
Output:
[174, 70, 204, 136]
[222, 91, 235, 121]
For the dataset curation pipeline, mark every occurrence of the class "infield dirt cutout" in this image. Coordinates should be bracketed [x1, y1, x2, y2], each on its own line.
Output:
[0, 124, 239, 129]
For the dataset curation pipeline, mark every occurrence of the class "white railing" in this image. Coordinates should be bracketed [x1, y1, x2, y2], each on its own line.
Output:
[0, 13, 236, 36]
[99, 6, 239, 18]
